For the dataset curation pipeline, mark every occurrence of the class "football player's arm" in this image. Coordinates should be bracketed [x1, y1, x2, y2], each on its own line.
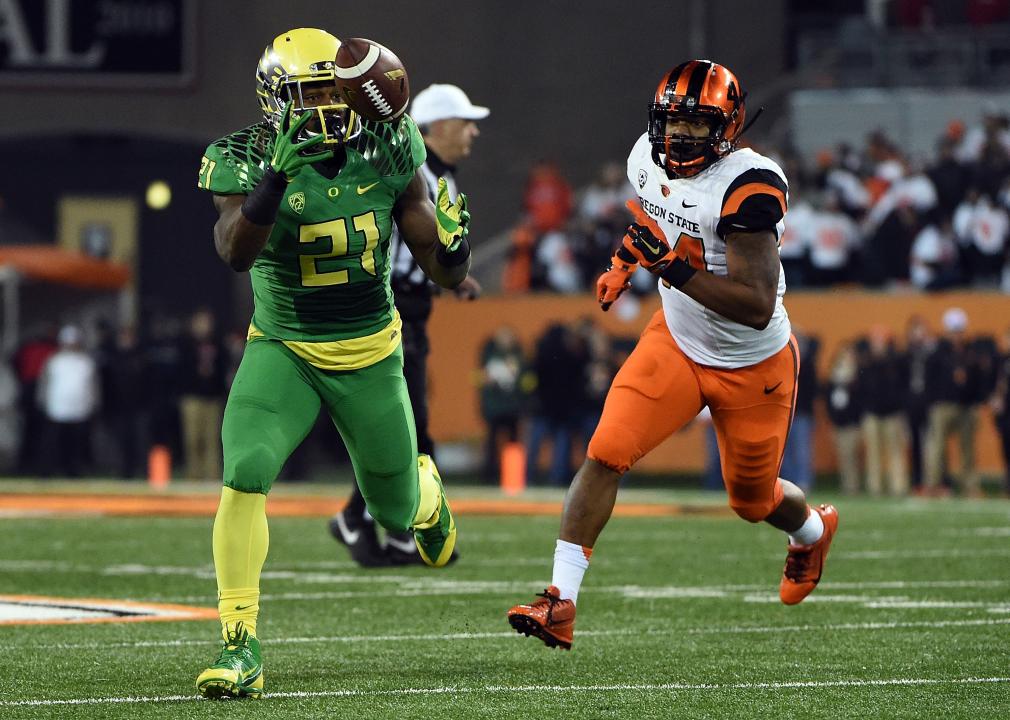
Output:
[393, 172, 470, 289]
[212, 194, 274, 272]
[676, 230, 780, 330]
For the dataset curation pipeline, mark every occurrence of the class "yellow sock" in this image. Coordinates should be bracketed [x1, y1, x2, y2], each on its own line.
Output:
[412, 455, 441, 528]
[213, 487, 269, 639]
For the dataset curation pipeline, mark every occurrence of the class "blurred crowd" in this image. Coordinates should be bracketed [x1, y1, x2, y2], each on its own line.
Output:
[502, 108, 1010, 295]
[5, 309, 237, 479]
[478, 308, 1010, 496]
[822, 308, 1010, 498]
[477, 318, 631, 485]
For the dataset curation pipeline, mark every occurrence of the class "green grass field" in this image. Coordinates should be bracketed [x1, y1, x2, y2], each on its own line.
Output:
[1, 488, 1008, 719]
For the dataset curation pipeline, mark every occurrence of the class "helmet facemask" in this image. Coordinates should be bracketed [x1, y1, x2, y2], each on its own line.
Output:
[280, 77, 361, 145]
[649, 103, 728, 179]
[256, 51, 361, 146]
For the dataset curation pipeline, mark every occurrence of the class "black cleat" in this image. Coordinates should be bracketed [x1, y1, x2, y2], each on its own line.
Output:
[328, 510, 389, 568]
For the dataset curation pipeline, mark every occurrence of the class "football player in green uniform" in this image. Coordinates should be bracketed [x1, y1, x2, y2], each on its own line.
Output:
[193, 28, 470, 699]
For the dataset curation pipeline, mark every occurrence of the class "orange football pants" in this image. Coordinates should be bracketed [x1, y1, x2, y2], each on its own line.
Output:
[588, 310, 799, 522]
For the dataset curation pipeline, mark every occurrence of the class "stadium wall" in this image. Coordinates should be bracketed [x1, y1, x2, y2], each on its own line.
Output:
[790, 88, 1010, 162]
[427, 291, 1010, 476]
[0, 0, 786, 239]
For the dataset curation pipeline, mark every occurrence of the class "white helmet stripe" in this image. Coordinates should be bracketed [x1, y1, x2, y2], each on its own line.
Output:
[334, 45, 380, 79]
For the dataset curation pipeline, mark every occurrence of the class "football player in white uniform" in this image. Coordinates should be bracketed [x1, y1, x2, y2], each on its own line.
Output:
[508, 60, 839, 650]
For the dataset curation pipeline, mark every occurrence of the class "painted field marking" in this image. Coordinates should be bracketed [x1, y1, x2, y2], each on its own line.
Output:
[21, 616, 1010, 652]
[0, 676, 1007, 708]
[0, 595, 217, 626]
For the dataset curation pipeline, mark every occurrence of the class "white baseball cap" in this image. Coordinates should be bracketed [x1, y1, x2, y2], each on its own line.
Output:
[410, 84, 489, 125]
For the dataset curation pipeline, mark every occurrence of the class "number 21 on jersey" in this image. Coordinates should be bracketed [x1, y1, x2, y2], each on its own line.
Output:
[299, 212, 380, 287]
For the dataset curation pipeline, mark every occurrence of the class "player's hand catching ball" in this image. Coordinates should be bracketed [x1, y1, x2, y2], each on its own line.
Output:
[269, 102, 334, 180]
[435, 177, 470, 251]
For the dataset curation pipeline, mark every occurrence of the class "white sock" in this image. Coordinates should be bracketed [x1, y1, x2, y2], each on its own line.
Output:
[551, 539, 592, 604]
[788, 507, 824, 546]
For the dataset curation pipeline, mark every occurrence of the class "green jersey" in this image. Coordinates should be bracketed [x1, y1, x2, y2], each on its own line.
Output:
[197, 116, 426, 344]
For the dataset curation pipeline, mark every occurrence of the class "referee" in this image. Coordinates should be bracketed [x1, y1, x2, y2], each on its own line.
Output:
[330, 84, 488, 566]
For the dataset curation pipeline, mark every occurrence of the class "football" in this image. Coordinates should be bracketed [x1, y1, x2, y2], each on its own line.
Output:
[334, 37, 410, 123]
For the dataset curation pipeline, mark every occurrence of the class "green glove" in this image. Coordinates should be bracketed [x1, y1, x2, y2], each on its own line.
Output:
[435, 177, 470, 252]
[269, 102, 334, 180]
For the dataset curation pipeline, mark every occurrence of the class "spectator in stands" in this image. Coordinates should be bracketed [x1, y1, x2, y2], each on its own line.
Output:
[953, 190, 1008, 286]
[779, 186, 813, 288]
[924, 307, 983, 497]
[903, 315, 935, 492]
[825, 342, 862, 495]
[858, 326, 909, 496]
[575, 317, 617, 447]
[780, 330, 820, 491]
[863, 159, 938, 284]
[817, 144, 870, 221]
[535, 227, 582, 293]
[526, 323, 588, 485]
[927, 136, 970, 218]
[524, 161, 573, 235]
[104, 326, 148, 478]
[37, 325, 99, 477]
[578, 162, 633, 226]
[0, 357, 19, 473]
[992, 325, 1010, 497]
[178, 308, 227, 480]
[910, 212, 960, 290]
[13, 323, 57, 474]
[478, 326, 526, 482]
[808, 192, 860, 286]
[146, 315, 183, 463]
[957, 104, 1010, 165]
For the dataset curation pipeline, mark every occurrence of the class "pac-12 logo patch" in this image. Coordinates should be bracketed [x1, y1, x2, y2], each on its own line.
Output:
[638, 169, 648, 189]
[288, 192, 305, 214]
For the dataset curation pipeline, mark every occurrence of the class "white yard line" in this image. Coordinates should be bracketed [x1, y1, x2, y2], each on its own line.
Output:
[0, 676, 1006, 708]
[22, 616, 1010, 652]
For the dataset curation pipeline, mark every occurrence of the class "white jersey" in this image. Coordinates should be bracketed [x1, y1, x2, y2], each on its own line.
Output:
[627, 134, 791, 368]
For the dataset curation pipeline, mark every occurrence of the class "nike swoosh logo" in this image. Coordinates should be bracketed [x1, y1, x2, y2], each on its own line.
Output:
[234, 604, 254, 611]
[682, 200, 697, 208]
[357, 182, 380, 195]
[385, 536, 417, 554]
[764, 382, 782, 394]
[334, 513, 361, 544]
[641, 239, 662, 255]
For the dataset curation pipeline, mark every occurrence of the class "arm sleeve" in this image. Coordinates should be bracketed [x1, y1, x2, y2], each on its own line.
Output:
[716, 167, 789, 239]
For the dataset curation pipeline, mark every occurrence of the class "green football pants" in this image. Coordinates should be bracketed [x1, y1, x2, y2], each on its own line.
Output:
[221, 339, 419, 532]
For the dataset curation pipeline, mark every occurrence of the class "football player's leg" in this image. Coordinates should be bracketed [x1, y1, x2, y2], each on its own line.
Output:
[509, 312, 703, 648]
[706, 336, 837, 605]
[321, 350, 454, 566]
[198, 341, 320, 700]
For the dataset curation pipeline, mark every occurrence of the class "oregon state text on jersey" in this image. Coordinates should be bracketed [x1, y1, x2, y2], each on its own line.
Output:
[627, 134, 790, 368]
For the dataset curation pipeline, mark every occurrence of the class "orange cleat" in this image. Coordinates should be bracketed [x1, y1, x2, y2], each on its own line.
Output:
[779, 504, 839, 605]
[507, 585, 576, 650]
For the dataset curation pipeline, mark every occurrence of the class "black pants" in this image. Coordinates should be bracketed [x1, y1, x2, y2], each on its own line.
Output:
[906, 400, 929, 489]
[483, 415, 520, 482]
[346, 319, 432, 518]
[42, 420, 91, 478]
[998, 414, 1010, 493]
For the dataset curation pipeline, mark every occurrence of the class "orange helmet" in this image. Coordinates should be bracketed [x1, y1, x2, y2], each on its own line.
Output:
[648, 60, 746, 178]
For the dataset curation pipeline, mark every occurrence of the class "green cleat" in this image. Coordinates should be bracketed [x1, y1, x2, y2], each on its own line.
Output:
[196, 623, 264, 700]
[412, 455, 457, 568]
